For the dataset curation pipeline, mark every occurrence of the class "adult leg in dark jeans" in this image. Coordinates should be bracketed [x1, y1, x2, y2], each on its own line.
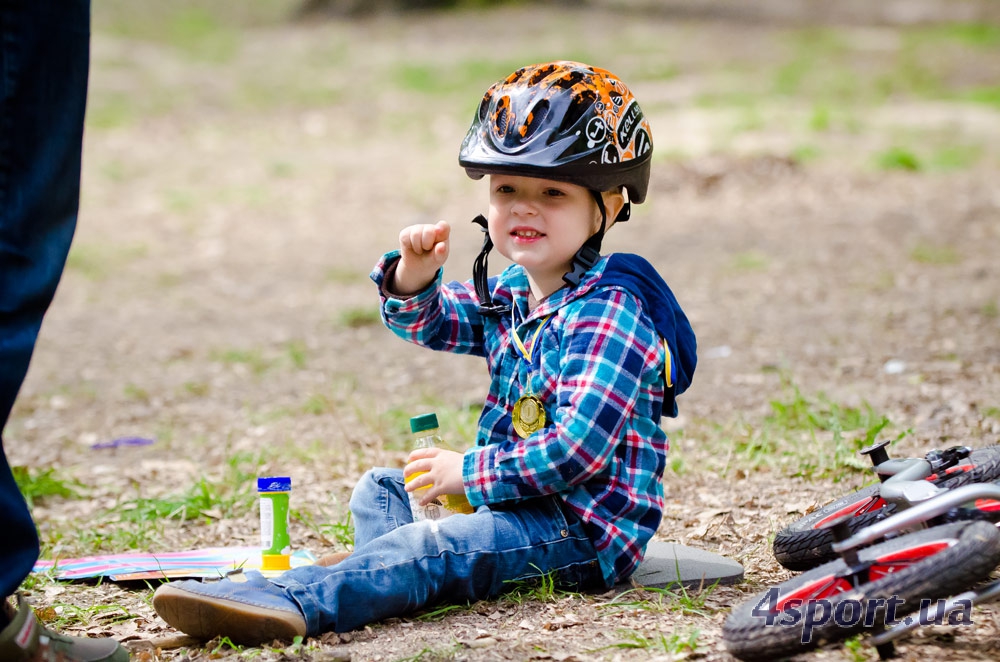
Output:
[0, 1, 126, 660]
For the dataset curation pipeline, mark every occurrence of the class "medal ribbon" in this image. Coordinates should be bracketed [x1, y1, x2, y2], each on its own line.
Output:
[510, 312, 553, 439]
[511, 314, 552, 365]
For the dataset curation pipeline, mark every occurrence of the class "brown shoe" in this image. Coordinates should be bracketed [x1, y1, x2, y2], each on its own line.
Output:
[0, 594, 128, 661]
[152, 572, 306, 645]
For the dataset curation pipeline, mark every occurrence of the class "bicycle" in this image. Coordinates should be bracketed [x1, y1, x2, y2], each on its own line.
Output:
[724, 480, 1000, 660]
[772, 441, 1000, 571]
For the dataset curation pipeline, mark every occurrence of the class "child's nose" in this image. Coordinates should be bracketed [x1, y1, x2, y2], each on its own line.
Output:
[510, 195, 537, 215]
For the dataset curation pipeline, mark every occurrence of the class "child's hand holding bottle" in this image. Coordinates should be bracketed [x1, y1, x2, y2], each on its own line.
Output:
[404, 447, 466, 508]
[404, 413, 475, 520]
[394, 220, 450, 295]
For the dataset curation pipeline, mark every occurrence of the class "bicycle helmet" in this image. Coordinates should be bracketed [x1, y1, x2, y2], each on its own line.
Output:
[460, 61, 653, 203]
[459, 61, 654, 312]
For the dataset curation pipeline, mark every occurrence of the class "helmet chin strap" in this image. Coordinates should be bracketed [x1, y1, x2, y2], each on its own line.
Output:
[471, 214, 512, 317]
[563, 190, 631, 287]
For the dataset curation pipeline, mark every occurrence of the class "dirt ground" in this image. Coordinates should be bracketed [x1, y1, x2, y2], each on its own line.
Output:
[5, 3, 1000, 661]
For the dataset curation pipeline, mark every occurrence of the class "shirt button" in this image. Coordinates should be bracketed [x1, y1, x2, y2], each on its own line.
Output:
[560, 529, 569, 538]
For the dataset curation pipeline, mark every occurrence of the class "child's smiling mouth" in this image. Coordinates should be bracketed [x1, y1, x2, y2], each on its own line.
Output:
[512, 227, 545, 241]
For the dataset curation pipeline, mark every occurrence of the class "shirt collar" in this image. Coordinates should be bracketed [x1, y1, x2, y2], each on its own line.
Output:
[502, 257, 610, 321]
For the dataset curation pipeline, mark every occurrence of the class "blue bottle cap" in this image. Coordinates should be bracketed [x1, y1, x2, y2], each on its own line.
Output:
[257, 476, 291, 492]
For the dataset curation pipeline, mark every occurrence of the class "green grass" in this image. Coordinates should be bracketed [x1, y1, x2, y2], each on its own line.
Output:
[123, 383, 151, 403]
[590, 627, 701, 654]
[87, 93, 138, 130]
[962, 85, 1000, 109]
[296, 507, 354, 550]
[501, 567, 577, 605]
[930, 143, 984, 170]
[336, 306, 383, 329]
[325, 267, 368, 284]
[285, 340, 309, 369]
[38, 451, 266, 556]
[875, 146, 921, 171]
[706, 378, 904, 480]
[729, 251, 770, 272]
[414, 603, 473, 622]
[65, 242, 148, 280]
[357, 400, 482, 452]
[600, 581, 720, 618]
[909, 22, 1000, 49]
[910, 241, 960, 265]
[12, 467, 85, 509]
[210, 637, 245, 655]
[79, 3, 1000, 175]
[164, 7, 241, 62]
[95, 0, 296, 42]
[211, 347, 273, 374]
[35, 602, 137, 631]
[302, 393, 336, 415]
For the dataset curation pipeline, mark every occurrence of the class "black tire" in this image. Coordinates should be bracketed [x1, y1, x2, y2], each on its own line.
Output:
[725, 520, 1000, 661]
[773, 445, 1000, 571]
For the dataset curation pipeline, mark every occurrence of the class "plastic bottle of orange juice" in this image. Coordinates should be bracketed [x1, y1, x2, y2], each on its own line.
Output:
[405, 413, 475, 521]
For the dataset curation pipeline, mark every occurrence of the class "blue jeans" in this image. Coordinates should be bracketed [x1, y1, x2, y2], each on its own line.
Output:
[0, 0, 91, 599]
[271, 468, 606, 634]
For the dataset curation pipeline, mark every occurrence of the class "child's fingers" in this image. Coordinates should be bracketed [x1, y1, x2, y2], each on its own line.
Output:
[420, 224, 441, 252]
[403, 457, 429, 477]
[399, 223, 450, 257]
[399, 226, 426, 255]
[435, 220, 451, 244]
[404, 473, 433, 493]
[407, 447, 439, 463]
[433, 223, 450, 264]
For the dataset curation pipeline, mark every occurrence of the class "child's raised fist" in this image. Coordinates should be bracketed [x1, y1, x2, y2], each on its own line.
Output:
[394, 220, 450, 295]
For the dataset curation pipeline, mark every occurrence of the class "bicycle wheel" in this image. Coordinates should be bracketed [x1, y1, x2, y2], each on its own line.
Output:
[725, 520, 1000, 662]
[773, 444, 1000, 571]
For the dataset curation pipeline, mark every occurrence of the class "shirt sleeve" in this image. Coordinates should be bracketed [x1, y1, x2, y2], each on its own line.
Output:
[463, 288, 662, 504]
[371, 250, 487, 357]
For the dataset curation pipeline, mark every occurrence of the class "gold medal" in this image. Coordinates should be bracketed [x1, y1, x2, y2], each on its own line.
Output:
[510, 312, 553, 439]
[512, 394, 546, 438]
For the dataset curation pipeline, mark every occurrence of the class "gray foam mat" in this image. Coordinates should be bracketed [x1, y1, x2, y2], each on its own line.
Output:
[620, 541, 744, 590]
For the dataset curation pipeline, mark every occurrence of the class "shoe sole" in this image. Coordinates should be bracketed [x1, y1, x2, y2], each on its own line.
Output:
[153, 584, 306, 646]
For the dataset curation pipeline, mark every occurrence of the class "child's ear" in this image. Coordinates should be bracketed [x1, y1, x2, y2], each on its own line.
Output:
[602, 188, 627, 228]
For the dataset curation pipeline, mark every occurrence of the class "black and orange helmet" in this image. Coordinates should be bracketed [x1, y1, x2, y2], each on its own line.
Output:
[459, 61, 653, 203]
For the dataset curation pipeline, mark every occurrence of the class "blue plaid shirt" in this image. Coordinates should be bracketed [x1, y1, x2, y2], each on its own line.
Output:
[372, 251, 669, 585]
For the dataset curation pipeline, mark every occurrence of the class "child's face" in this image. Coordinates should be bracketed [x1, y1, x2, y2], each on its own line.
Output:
[487, 175, 606, 296]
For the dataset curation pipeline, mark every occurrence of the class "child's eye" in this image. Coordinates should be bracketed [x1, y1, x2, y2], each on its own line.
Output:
[495, 184, 514, 194]
[544, 188, 565, 197]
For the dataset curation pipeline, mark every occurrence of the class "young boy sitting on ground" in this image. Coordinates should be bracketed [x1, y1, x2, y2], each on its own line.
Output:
[152, 60, 697, 644]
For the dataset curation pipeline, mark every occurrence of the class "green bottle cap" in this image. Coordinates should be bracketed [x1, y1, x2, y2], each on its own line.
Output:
[410, 413, 439, 433]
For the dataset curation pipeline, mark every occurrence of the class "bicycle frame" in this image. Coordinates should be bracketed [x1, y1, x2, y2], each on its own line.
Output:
[827, 482, 1000, 657]
[832, 482, 1000, 554]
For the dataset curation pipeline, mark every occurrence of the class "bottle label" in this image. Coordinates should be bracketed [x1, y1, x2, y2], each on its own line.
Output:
[260, 496, 274, 549]
[259, 492, 290, 554]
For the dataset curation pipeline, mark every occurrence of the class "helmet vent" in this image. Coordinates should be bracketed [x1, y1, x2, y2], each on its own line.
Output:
[477, 92, 492, 122]
[552, 70, 585, 90]
[527, 63, 559, 86]
[520, 100, 550, 141]
[491, 96, 512, 143]
[558, 89, 596, 136]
